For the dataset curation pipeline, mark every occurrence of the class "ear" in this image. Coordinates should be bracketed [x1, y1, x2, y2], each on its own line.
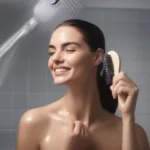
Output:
[94, 48, 104, 66]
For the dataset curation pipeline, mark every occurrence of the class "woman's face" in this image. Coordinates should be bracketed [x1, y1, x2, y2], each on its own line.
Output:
[48, 26, 98, 85]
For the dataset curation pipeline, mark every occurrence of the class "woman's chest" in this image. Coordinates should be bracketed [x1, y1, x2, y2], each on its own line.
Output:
[91, 131, 122, 150]
[39, 118, 70, 150]
[39, 122, 122, 150]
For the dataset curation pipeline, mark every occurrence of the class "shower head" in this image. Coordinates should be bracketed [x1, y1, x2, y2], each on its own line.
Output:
[33, 0, 60, 23]
[0, 0, 83, 60]
[0, 0, 84, 87]
[33, 0, 83, 23]
[49, 0, 60, 5]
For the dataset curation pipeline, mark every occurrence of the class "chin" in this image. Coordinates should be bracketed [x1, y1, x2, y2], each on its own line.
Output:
[53, 77, 72, 85]
[52, 70, 75, 85]
[54, 81, 67, 85]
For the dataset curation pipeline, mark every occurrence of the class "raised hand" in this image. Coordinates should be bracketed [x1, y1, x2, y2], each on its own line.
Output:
[62, 120, 90, 150]
[110, 71, 139, 119]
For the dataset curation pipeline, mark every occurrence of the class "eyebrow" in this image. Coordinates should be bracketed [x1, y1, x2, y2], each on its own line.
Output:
[48, 42, 81, 49]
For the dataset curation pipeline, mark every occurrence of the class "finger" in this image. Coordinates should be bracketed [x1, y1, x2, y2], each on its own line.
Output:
[117, 86, 130, 107]
[83, 122, 89, 137]
[112, 71, 134, 87]
[112, 80, 130, 99]
[125, 87, 139, 109]
[74, 121, 82, 135]
[110, 85, 116, 99]
[84, 125, 88, 137]
[81, 124, 85, 136]
[68, 119, 75, 134]
[117, 85, 130, 96]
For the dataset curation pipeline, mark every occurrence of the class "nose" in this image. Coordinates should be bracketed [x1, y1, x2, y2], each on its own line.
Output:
[51, 51, 64, 63]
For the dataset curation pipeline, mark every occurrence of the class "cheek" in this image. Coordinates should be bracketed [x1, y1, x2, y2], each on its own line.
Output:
[48, 58, 52, 70]
[67, 54, 83, 67]
[67, 54, 92, 72]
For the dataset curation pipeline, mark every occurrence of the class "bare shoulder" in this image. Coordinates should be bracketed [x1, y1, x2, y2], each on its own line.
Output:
[16, 106, 49, 150]
[18, 99, 61, 127]
[135, 123, 150, 150]
[19, 98, 62, 124]
[16, 101, 61, 150]
[109, 115, 149, 150]
[19, 106, 48, 126]
[17, 106, 50, 139]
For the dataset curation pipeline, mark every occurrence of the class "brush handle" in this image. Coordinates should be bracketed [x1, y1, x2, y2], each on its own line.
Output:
[107, 50, 123, 106]
[107, 50, 121, 75]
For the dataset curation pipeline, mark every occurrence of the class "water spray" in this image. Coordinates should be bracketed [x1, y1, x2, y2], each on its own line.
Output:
[0, 0, 83, 86]
[0, 0, 83, 58]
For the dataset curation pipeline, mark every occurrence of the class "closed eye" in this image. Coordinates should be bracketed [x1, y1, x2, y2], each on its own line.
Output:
[48, 50, 75, 56]
[49, 52, 55, 56]
[66, 49, 75, 52]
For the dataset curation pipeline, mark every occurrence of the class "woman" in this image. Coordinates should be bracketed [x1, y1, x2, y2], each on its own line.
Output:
[16, 19, 149, 150]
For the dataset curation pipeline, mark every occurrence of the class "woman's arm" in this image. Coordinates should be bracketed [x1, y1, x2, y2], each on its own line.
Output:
[110, 71, 149, 150]
[122, 115, 149, 150]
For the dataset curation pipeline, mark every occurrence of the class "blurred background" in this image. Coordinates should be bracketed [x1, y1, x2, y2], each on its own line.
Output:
[0, 0, 150, 149]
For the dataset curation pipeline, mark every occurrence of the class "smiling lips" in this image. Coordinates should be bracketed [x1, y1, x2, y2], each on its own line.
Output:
[54, 67, 71, 76]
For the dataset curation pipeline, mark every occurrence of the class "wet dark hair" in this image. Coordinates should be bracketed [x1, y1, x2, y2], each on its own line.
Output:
[55, 19, 118, 114]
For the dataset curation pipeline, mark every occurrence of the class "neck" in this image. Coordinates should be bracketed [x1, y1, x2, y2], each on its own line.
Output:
[61, 77, 105, 127]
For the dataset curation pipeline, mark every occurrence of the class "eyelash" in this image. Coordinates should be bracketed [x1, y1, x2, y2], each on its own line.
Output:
[49, 50, 75, 56]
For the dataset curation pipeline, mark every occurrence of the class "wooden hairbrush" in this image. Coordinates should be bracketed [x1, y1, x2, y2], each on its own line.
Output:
[107, 50, 121, 76]
[107, 50, 125, 109]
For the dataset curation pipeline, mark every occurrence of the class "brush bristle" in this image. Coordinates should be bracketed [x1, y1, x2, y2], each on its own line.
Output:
[103, 53, 114, 86]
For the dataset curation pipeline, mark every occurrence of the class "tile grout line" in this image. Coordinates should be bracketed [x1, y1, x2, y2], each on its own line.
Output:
[27, 57, 30, 110]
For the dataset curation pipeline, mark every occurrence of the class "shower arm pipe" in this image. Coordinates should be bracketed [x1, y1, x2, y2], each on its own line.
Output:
[0, 18, 37, 59]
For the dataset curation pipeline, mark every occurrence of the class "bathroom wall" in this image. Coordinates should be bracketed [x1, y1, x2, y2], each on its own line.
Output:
[0, 4, 150, 150]
[79, 7, 150, 143]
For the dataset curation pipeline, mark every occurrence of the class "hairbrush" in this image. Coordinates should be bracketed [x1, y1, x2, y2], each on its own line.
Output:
[102, 50, 121, 86]
[107, 50, 125, 108]
[107, 50, 121, 76]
